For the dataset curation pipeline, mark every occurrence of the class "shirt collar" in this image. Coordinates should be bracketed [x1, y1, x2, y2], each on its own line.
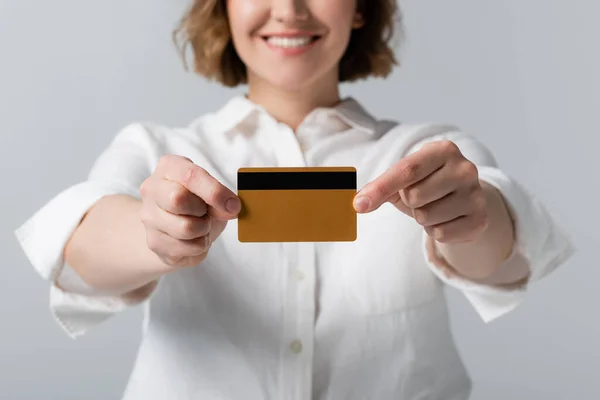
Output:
[212, 95, 378, 136]
[331, 97, 378, 134]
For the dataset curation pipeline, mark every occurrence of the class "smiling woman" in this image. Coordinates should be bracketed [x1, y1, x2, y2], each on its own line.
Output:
[13, 0, 576, 399]
[173, 0, 400, 87]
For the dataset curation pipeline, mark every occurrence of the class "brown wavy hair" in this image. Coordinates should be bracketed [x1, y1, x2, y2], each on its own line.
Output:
[173, 0, 402, 87]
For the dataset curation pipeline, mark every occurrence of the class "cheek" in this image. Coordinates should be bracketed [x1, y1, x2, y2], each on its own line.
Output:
[320, 24, 354, 68]
[315, 4, 356, 54]
[226, 0, 264, 43]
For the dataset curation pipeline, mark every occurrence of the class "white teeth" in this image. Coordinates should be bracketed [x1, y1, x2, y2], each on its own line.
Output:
[266, 36, 312, 48]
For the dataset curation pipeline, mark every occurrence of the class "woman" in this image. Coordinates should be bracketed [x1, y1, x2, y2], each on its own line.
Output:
[15, 0, 574, 399]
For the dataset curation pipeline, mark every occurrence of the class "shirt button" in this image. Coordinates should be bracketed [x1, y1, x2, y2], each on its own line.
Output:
[290, 340, 303, 354]
[294, 270, 305, 281]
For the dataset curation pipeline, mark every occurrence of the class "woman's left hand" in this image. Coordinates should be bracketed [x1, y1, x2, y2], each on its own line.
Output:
[354, 140, 490, 244]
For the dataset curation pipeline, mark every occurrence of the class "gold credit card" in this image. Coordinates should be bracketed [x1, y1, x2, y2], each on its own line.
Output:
[237, 167, 357, 242]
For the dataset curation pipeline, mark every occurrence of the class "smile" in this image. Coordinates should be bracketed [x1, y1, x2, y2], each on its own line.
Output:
[264, 36, 319, 49]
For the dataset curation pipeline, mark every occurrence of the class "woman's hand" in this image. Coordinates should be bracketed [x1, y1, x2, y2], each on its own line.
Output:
[354, 140, 489, 244]
[140, 155, 241, 268]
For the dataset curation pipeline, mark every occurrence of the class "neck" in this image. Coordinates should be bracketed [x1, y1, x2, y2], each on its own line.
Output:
[246, 70, 341, 131]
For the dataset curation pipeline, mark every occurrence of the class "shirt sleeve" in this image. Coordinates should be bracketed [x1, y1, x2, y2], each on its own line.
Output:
[14, 122, 164, 338]
[408, 127, 576, 323]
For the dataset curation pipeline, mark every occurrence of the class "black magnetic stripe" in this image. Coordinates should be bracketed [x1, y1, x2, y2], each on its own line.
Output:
[238, 171, 356, 190]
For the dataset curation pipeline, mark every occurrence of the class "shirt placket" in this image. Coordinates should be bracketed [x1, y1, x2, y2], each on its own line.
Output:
[268, 122, 317, 400]
[280, 241, 316, 400]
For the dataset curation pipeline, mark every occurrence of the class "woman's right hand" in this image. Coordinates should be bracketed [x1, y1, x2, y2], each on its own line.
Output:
[139, 155, 241, 269]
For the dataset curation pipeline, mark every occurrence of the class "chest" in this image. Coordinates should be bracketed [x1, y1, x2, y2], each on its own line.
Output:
[159, 126, 441, 316]
[199, 199, 440, 318]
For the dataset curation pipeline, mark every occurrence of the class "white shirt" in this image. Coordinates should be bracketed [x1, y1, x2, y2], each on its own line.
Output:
[14, 96, 575, 400]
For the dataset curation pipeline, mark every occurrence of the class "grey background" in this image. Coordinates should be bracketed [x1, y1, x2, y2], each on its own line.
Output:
[1, 0, 598, 399]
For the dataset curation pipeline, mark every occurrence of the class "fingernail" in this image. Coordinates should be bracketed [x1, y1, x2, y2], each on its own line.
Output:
[225, 197, 241, 214]
[354, 196, 371, 212]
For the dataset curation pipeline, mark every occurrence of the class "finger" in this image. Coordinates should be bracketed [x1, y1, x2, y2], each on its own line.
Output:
[146, 229, 210, 265]
[153, 179, 208, 217]
[355, 147, 446, 213]
[399, 163, 459, 209]
[384, 191, 414, 217]
[413, 191, 469, 227]
[208, 218, 228, 244]
[146, 203, 212, 240]
[158, 155, 241, 220]
[425, 213, 488, 244]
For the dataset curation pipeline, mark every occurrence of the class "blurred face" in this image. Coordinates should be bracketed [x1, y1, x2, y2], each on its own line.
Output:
[226, 0, 363, 92]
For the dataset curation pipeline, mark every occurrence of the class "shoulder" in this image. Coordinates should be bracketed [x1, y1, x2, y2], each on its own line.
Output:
[351, 99, 462, 144]
[374, 120, 465, 148]
[373, 119, 498, 166]
[109, 112, 218, 150]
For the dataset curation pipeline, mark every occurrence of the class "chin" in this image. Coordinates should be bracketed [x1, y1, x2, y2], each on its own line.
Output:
[272, 80, 314, 93]
[263, 70, 325, 93]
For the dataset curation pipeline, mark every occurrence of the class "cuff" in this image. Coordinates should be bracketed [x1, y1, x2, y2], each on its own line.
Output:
[423, 232, 527, 322]
[50, 279, 158, 339]
[477, 166, 576, 284]
[422, 166, 576, 322]
[14, 181, 138, 282]
[14, 181, 153, 338]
